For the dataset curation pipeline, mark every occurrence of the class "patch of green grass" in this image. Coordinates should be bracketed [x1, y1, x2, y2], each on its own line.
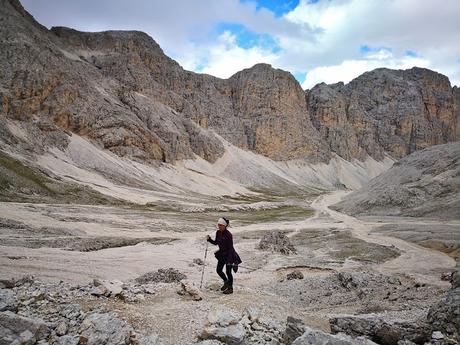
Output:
[238, 206, 314, 224]
[179, 205, 315, 226]
[0, 151, 54, 194]
[237, 229, 293, 240]
[0, 151, 133, 205]
[292, 229, 400, 263]
[0, 173, 10, 190]
[247, 186, 323, 199]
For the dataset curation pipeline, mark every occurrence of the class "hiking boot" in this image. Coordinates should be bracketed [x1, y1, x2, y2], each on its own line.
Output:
[220, 281, 229, 291]
[223, 285, 233, 294]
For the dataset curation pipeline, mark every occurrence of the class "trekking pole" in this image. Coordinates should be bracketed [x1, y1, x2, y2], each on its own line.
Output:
[228, 263, 258, 272]
[199, 240, 209, 289]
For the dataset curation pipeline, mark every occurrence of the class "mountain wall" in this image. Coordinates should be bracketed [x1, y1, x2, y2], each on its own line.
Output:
[1, 0, 459, 168]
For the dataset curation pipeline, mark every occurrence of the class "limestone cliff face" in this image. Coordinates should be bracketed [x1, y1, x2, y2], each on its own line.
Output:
[1, 1, 225, 163]
[1, 0, 458, 166]
[229, 64, 329, 161]
[307, 68, 458, 161]
[51, 28, 329, 162]
[453, 87, 460, 139]
[306, 82, 377, 161]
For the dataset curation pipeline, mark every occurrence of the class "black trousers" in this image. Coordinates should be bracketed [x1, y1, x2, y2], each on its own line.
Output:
[216, 259, 233, 285]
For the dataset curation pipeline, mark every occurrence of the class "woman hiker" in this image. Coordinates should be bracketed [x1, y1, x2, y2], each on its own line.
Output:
[207, 217, 242, 294]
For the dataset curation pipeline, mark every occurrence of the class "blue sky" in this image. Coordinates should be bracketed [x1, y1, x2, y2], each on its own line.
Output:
[22, 0, 460, 88]
[241, 0, 301, 16]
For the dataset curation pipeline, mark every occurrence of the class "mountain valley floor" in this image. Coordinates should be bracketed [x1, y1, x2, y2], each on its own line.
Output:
[0, 190, 457, 344]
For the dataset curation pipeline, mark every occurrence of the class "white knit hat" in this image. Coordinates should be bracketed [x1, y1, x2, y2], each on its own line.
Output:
[217, 217, 227, 226]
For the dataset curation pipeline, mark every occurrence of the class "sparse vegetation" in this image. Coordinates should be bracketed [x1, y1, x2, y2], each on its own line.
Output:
[0, 151, 55, 193]
[292, 228, 400, 263]
[0, 150, 127, 205]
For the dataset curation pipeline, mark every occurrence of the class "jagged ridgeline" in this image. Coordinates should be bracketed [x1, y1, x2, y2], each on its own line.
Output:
[1, 0, 459, 167]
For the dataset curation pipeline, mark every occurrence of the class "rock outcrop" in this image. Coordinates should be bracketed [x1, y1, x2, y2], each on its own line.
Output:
[330, 314, 431, 345]
[177, 280, 203, 301]
[329, 266, 460, 344]
[292, 326, 378, 345]
[0, 275, 168, 344]
[427, 264, 460, 342]
[307, 68, 458, 161]
[134, 268, 187, 284]
[1, 0, 459, 169]
[0, 311, 49, 345]
[200, 309, 246, 344]
[0, 0, 224, 164]
[257, 231, 297, 254]
[454, 87, 460, 138]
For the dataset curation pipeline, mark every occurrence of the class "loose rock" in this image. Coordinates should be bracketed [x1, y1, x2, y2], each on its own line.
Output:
[177, 280, 202, 301]
[284, 316, 306, 345]
[0, 311, 48, 345]
[330, 314, 431, 345]
[135, 268, 187, 284]
[292, 326, 379, 345]
[258, 231, 296, 255]
[0, 289, 18, 312]
[286, 271, 304, 280]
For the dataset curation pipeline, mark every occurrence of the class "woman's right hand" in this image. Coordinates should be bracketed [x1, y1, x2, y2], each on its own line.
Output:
[206, 235, 211, 240]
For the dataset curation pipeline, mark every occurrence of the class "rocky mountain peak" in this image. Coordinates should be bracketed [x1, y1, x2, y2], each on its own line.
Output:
[2, 0, 47, 31]
[307, 65, 459, 161]
[50, 27, 165, 56]
[0, 0, 458, 166]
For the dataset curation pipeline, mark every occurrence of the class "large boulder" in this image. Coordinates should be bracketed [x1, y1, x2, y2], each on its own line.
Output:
[451, 270, 460, 289]
[292, 326, 378, 345]
[79, 312, 134, 345]
[200, 309, 245, 345]
[427, 287, 460, 342]
[90, 279, 123, 297]
[79, 312, 163, 345]
[55, 335, 80, 345]
[427, 264, 460, 342]
[284, 316, 306, 345]
[135, 268, 187, 284]
[177, 280, 202, 301]
[199, 307, 286, 345]
[200, 325, 246, 345]
[258, 231, 296, 255]
[330, 314, 431, 345]
[0, 289, 18, 312]
[0, 311, 48, 345]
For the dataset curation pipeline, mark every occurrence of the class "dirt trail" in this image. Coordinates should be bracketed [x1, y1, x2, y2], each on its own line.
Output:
[311, 190, 455, 285]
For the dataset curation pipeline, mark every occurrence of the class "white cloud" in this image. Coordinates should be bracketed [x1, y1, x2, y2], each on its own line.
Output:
[186, 31, 279, 78]
[280, 0, 460, 87]
[301, 50, 430, 89]
[21, 0, 308, 61]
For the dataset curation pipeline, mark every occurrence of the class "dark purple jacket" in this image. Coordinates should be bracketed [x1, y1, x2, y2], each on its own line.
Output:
[207, 228, 242, 266]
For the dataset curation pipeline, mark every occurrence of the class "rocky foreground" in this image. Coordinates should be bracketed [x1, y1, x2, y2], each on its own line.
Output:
[0, 265, 458, 345]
